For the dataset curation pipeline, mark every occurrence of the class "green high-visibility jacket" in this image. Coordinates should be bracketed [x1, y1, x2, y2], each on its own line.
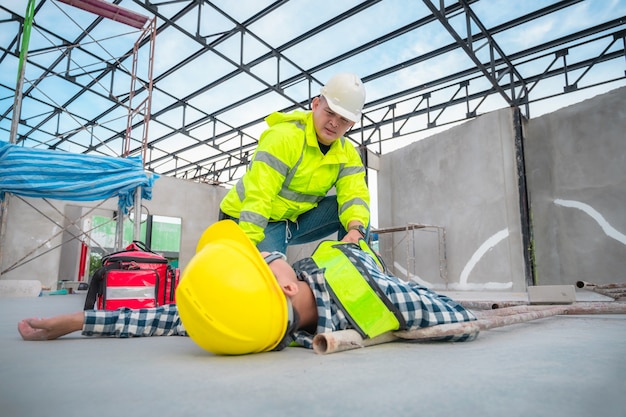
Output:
[220, 110, 370, 245]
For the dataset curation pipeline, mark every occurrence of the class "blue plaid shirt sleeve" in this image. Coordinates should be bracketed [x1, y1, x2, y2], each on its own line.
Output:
[291, 244, 478, 348]
[82, 304, 187, 338]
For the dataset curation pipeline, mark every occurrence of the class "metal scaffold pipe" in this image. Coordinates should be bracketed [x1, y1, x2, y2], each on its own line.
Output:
[312, 302, 626, 355]
[0, 0, 36, 277]
[56, 0, 149, 29]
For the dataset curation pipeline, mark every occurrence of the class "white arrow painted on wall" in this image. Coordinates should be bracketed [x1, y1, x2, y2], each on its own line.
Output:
[555, 199, 626, 245]
[396, 227, 513, 290]
[457, 228, 512, 290]
[397, 199, 624, 290]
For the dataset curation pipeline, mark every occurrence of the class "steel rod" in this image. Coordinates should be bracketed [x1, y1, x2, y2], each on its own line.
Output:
[576, 281, 626, 290]
[312, 302, 626, 355]
[56, 0, 149, 29]
[394, 306, 569, 340]
[576, 281, 626, 300]
[0, 0, 36, 278]
[458, 300, 530, 310]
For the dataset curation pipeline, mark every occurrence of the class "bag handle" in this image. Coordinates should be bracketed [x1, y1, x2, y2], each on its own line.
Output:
[126, 240, 152, 252]
[83, 263, 119, 310]
[102, 241, 157, 263]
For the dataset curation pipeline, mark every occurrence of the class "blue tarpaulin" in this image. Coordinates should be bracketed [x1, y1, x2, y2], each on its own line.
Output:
[0, 141, 158, 213]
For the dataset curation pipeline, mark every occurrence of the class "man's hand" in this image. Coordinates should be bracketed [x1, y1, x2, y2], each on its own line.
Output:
[342, 221, 366, 243]
[341, 228, 363, 244]
[18, 312, 84, 341]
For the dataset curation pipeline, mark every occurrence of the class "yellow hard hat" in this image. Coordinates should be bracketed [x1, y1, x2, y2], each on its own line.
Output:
[176, 220, 297, 355]
[320, 72, 366, 122]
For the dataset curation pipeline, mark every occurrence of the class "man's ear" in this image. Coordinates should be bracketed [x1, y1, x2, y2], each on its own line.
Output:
[311, 96, 321, 111]
[280, 282, 299, 297]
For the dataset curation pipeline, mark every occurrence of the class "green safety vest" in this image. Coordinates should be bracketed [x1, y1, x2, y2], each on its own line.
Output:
[311, 240, 406, 338]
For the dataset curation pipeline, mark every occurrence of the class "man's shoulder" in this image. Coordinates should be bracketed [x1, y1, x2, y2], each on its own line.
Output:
[257, 113, 309, 154]
[265, 110, 311, 130]
[291, 257, 319, 275]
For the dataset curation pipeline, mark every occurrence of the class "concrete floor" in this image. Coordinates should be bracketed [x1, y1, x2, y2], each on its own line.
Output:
[1, 291, 625, 417]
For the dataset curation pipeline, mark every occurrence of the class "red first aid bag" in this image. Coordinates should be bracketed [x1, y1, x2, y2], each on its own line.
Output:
[84, 241, 180, 311]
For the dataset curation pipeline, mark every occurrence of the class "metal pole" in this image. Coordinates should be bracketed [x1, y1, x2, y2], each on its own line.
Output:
[313, 302, 626, 354]
[114, 210, 124, 251]
[0, 0, 36, 277]
[133, 187, 142, 241]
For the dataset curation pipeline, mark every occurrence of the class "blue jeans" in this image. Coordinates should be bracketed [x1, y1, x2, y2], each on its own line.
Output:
[221, 195, 355, 253]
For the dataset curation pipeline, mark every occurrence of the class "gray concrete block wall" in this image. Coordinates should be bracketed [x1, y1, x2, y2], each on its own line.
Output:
[378, 108, 528, 292]
[146, 176, 227, 270]
[525, 86, 626, 286]
[377, 86, 626, 292]
[1, 197, 68, 287]
[0, 175, 227, 290]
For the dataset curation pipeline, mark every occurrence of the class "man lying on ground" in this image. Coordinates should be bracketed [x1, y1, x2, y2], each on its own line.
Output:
[18, 220, 477, 355]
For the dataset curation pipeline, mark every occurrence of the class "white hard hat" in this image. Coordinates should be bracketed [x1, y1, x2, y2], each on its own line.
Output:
[320, 73, 366, 122]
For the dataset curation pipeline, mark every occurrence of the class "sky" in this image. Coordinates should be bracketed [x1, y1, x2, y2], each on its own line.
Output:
[1, 0, 625, 226]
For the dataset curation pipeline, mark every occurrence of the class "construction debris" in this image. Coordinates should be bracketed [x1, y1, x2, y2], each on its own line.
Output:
[312, 302, 626, 355]
[457, 300, 529, 310]
[576, 281, 626, 300]
[527, 285, 576, 304]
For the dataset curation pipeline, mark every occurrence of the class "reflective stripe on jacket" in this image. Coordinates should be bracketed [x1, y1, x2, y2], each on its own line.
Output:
[220, 110, 370, 244]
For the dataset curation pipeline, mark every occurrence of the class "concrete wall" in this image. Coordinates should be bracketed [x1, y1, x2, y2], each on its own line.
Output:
[377, 108, 528, 292]
[525, 86, 626, 286]
[0, 175, 227, 290]
[377, 86, 626, 292]
[147, 176, 227, 269]
[1, 196, 68, 288]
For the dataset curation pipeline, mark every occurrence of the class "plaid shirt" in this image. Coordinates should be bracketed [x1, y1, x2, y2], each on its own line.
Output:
[290, 243, 477, 348]
[82, 243, 477, 347]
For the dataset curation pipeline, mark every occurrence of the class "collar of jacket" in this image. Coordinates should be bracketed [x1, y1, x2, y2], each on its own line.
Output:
[266, 110, 347, 153]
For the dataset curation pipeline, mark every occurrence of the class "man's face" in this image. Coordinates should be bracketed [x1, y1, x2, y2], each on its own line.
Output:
[311, 96, 355, 146]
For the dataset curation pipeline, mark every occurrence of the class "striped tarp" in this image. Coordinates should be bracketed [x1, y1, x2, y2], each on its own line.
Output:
[0, 141, 158, 213]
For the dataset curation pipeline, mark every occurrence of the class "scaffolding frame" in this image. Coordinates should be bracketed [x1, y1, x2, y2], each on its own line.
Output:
[0, 0, 156, 281]
[374, 223, 448, 288]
